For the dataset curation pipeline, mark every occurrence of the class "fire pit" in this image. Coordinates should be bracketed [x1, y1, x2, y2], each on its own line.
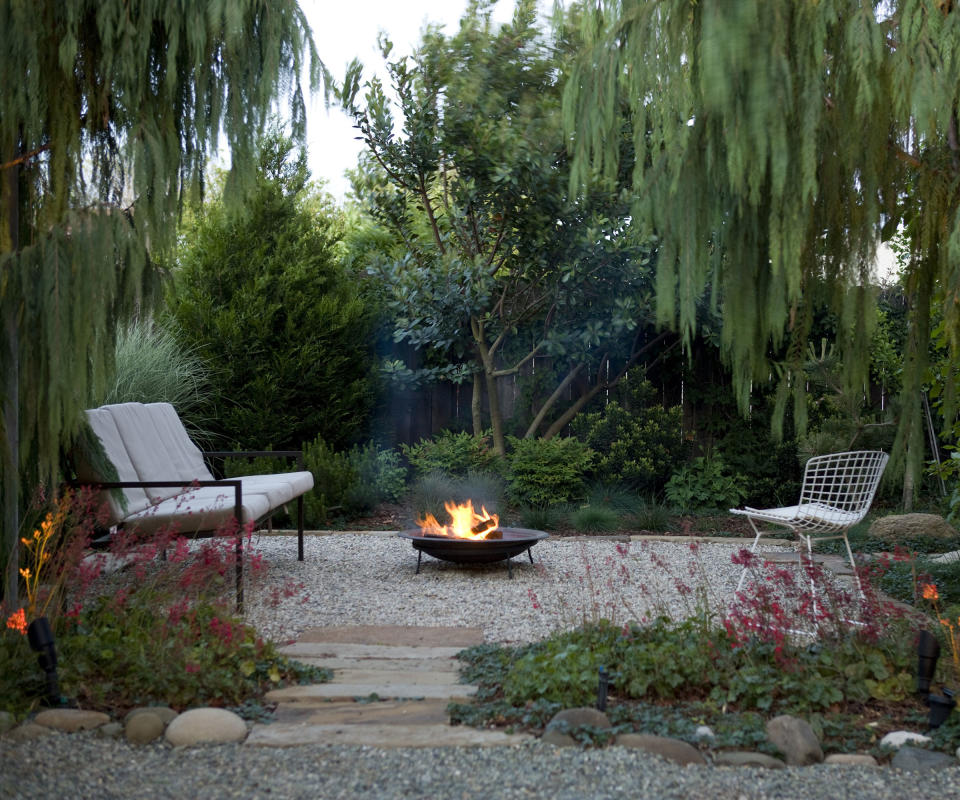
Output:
[399, 500, 548, 577]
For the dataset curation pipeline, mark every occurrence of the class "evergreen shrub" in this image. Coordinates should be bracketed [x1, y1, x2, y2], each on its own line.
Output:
[506, 436, 595, 506]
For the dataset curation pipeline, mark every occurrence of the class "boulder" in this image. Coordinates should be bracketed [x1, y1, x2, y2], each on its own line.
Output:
[34, 709, 110, 733]
[880, 730, 931, 749]
[125, 711, 165, 745]
[5, 722, 55, 741]
[164, 708, 248, 747]
[125, 706, 179, 727]
[542, 707, 611, 748]
[0, 711, 14, 735]
[765, 714, 823, 765]
[95, 722, 124, 739]
[615, 733, 707, 765]
[869, 514, 957, 544]
[714, 751, 786, 769]
[891, 745, 956, 771]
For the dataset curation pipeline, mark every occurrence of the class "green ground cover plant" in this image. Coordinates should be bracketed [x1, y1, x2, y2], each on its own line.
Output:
[447, 542, 955, 757]
[1, 490, 327, 719]
[570, 505, 620, 534]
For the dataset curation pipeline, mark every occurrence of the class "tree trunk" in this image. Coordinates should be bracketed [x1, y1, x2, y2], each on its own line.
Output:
[473, 319, 506, 456]
[524, 363, 584, 438]
[902, 445, 915, 512]
[2, 138, 19, 608]
[471, 374, 482, 437]
[542, 382, 605, 440]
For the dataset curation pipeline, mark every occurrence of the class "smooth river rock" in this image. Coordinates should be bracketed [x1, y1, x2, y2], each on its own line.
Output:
[164, 708, 248, 747]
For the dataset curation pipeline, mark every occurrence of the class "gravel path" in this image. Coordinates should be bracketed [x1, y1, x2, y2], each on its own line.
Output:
[244, 532, 786, 644]
[3, 733, 960, 800]
[4, 532, 958, 799]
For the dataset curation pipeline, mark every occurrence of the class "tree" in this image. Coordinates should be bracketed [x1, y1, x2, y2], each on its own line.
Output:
[168, 134, 378, 451]
[340, 0, 663, 455]
[562, 0, 960, 503]
[0, 1, 319, 605]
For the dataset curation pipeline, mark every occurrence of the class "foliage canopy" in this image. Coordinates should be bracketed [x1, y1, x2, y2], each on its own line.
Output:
[562, 0, 960, 490]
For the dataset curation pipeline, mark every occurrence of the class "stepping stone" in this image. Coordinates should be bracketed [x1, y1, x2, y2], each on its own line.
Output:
[297, 625, 484, 648]
[279, 643, 465, 661]
[273, 699, 452, 726]
[266, 682, 477, 702]
[331, 668, 468, 686]
[245, 722, 530, 748]
[292, 656, 461, 672]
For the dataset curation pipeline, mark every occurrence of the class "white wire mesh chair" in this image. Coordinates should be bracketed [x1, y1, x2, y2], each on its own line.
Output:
[731, 450, 889, 598]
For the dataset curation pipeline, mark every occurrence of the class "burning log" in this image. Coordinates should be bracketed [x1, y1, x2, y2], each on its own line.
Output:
[470, 518, 499, 538]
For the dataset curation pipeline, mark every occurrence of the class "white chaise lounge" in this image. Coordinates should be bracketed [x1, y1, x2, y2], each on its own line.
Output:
[73, 402, 314, 609]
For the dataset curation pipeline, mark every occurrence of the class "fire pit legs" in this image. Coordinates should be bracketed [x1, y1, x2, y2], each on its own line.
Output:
[416, 550, 423, 575]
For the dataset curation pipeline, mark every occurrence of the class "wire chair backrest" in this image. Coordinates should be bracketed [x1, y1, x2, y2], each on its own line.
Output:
[798, 450, 889, 521]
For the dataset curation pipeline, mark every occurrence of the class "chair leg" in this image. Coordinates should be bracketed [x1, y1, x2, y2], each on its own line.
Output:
[736, 518, 765, 593]
[842, 531, 864, 598]
[297, 495, 305, 562]
[800, 532, 817, 618]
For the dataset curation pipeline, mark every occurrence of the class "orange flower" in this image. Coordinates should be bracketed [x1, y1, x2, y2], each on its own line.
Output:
[5, 608, 26, 635]
[922, 583, 939, 601]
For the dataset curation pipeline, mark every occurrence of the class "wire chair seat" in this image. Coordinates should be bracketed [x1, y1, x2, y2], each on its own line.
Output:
[731, 450, 889, 598]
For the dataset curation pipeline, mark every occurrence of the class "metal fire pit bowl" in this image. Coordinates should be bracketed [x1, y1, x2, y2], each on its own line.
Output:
[398, 527, 549, 578]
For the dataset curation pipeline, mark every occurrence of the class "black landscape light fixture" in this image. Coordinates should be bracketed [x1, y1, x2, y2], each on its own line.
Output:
[596, 665, 609, 712]
[917, 630, 941, 696]
[27, 616, 61, 706]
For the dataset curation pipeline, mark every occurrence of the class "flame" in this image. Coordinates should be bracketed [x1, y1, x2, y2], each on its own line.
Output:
[417, 499, 500, 539]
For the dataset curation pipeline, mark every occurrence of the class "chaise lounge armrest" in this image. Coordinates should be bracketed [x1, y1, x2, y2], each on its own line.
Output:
[204, 450, 305, 470]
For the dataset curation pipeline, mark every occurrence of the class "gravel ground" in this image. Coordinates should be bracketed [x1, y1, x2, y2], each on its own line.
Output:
[4, 532, 957, 799]
[243, 532, 790, 644]
[3, 733, 960, 800]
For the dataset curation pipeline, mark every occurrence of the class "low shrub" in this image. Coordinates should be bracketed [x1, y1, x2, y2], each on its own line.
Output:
[664, 456, 746, 513]
[296, 435, 406, 525]
[506, 436, 595, 506]
[587, 483, 644, 516]
[517, 504, 571, 532]
[409, 470, 506, 522]
[571, 505, 620, 534]
[401, 430, 501, 478]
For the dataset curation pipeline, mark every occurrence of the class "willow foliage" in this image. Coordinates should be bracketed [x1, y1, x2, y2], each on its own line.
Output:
[0, 0, 319, 599]
[563, 0, 960, 484]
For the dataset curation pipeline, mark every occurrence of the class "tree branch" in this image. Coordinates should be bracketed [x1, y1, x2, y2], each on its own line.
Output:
[0, 143, 50, 172]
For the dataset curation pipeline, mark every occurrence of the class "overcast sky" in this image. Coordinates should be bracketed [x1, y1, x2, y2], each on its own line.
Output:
[300, 0, 536, 201]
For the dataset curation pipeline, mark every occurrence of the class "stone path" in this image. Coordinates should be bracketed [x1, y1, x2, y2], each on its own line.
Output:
[246, 625, 532, 748]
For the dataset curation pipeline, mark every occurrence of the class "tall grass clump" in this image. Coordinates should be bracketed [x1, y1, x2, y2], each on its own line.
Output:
[97, 318, 215, 442]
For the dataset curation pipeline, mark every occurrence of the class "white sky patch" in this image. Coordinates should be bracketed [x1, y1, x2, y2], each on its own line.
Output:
[302, 0, 528, 201]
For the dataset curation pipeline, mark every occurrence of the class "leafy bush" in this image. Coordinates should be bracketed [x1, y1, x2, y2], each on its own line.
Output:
[571, 505, 621, 534]
[571, 381, 683, 492]
[664, 456, 747, 512]
[506, 436, 595, 506]
[401, 430, 501, 478]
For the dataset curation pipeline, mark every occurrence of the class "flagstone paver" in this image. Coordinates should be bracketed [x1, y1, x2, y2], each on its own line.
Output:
[249, 625, 530, 748]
